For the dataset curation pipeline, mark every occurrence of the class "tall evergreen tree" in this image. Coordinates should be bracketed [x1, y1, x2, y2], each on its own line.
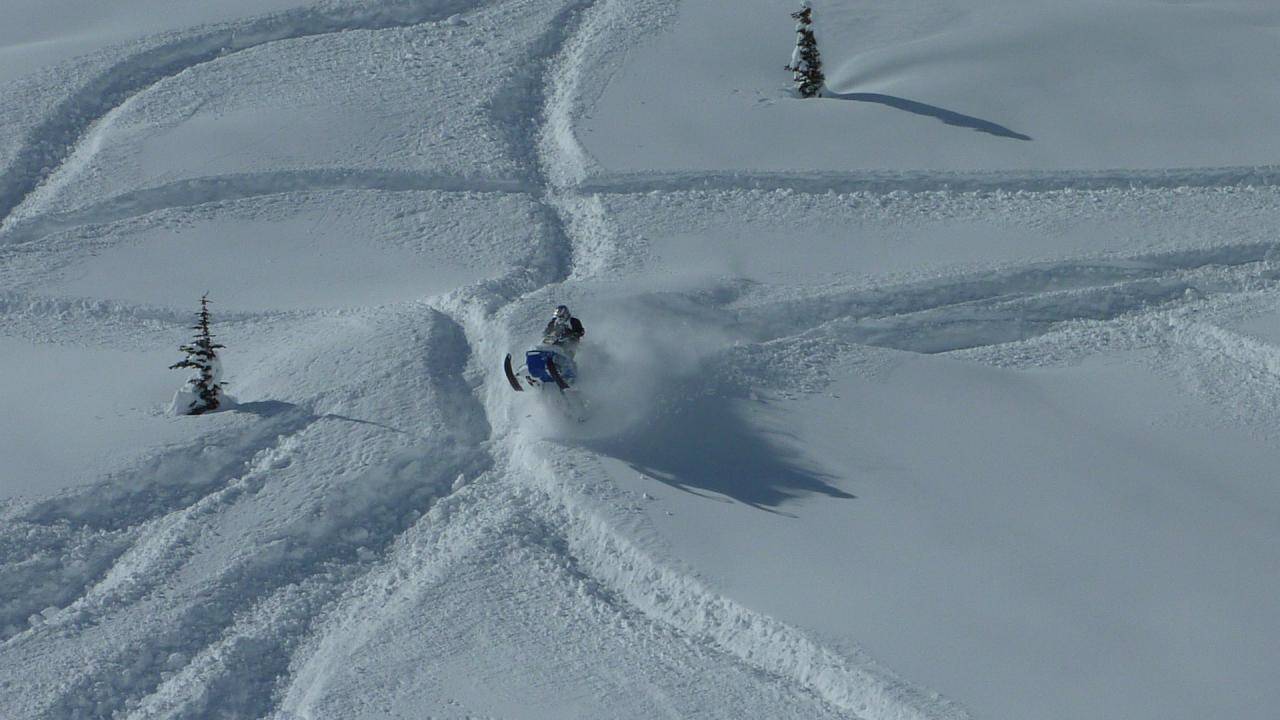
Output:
[169, 293, 226, 415]
[786, 3, 825, 98]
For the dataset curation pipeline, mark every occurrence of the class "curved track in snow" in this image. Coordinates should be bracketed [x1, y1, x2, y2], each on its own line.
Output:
[0, 170, 531, 246]
[0, 0, 502, 232]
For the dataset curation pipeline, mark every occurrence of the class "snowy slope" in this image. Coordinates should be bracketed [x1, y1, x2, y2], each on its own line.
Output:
[3, 0, 1280, 718]
[583, 0, 1280, 171]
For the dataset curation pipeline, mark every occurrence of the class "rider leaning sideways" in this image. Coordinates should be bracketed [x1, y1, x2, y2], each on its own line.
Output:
[543, 304, 585, 354]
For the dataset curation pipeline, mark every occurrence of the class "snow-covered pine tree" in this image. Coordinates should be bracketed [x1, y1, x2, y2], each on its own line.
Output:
[786, 3, 825, 98]
[169, 293, 227, 415]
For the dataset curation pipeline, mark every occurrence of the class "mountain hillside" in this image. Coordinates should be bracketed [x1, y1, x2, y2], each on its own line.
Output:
[2, 1, 1279, 718]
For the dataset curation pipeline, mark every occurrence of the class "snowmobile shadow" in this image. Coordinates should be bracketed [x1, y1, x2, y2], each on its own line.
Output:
[825, 91, 1032, 141]
[582, 391, 854, 514]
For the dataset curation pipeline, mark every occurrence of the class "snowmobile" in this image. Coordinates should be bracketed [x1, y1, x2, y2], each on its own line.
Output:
[505, 305, 584, 393]
[503, 343, 578, 392]
[503, 334, 591, 423]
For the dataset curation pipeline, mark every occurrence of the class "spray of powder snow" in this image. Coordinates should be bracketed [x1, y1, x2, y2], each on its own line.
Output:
[523, 293, 739, 440]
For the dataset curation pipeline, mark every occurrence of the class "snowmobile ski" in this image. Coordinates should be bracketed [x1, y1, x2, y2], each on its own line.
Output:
[545, 354, 570, 391]
[503, 354, 524, 391]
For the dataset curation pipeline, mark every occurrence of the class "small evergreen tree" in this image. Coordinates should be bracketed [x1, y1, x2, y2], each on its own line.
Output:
[169, 293, 226, 415]
[786, 3, 825, 98]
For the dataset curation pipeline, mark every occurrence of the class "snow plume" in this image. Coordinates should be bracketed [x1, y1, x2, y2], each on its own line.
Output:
[529, 291, 737, 440]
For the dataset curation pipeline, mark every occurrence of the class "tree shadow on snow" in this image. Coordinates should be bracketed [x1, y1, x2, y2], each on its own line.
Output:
[582, 390, 854, 515]
[233, 400, 299, 417]
[825, 91, 1032, 141]
[236, 400, 409, 434]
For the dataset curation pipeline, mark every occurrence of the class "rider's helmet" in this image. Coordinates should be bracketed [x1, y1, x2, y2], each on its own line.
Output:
[553, 305, 571, 321]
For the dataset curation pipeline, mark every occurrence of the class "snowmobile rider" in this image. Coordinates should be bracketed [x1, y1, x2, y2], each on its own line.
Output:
[543, 304, 585, 355]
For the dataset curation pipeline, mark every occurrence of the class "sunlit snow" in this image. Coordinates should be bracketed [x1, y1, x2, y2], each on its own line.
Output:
[3, 0, 1279, 718]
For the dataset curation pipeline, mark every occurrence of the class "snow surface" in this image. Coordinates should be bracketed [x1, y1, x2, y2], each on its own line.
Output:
[3, 0, 1280, 718]
[583, 0, 1280, 172]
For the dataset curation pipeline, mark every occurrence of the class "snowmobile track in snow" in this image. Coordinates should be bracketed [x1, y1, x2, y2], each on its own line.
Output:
[3, 308, 496, 719]
[432, 0, 975, 716]
[13, 0, 1276, 716]
[0, 0, 500, 233]
[580, 165, 1280, 196]
[733, 242, 1280, 352]
[0, 170, 533, 246]
[0, 289, 307, 332]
